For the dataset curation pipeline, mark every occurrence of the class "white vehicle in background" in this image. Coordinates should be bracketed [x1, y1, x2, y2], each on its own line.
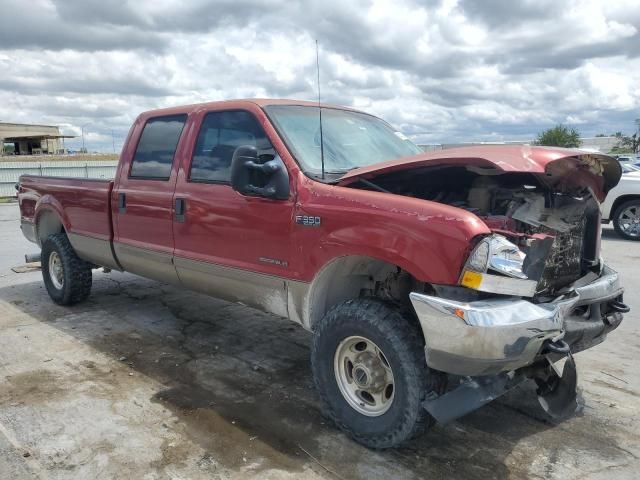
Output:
[615, 155, 640, 163]
[602, 167, 640, 240]
[619, 163, 640, 174]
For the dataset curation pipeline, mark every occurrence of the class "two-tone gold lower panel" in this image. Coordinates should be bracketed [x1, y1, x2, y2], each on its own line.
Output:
[68, 233, 121, 271]
[67, 234, 311, 324]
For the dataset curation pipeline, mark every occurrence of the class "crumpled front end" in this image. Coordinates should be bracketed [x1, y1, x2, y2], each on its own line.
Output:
[340, 146, 621, 301]
[456, 178, 605, 300]
[410, 264, 624, 377]
[341, 146, 627, 422]
[410, 264, 627, 424]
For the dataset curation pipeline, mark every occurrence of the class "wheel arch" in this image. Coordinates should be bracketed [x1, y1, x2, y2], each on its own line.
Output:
[33, 195, 72, 247]
[35, 207, 67, 247]
[611, 194, 640, 220]
[292, 255, 427, 332]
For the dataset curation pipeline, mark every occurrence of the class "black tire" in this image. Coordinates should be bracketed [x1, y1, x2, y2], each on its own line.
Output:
[613, 199, 640, 241]
[41, 233, 92, 305]
[311, 298, 435, 449]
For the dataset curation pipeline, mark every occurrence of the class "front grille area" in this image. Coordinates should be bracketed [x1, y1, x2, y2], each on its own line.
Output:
[537, 219, 586, 293]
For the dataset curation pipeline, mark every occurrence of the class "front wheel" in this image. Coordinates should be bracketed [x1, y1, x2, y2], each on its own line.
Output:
[41, 233, 92, 305]
[311, 298, 435, 448]
[613, 199, 640, 241]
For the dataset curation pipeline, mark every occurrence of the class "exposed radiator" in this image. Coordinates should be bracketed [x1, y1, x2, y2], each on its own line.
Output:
[538, 219, 586, 293]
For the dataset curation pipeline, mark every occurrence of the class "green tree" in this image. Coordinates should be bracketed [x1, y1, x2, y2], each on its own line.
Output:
[534, 124, 581, 148]
[611, 119, 640, 154]
[619, 133, 639, 153]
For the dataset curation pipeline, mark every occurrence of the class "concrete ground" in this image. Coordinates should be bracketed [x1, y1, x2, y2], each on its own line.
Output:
[0, 201, 638, 480]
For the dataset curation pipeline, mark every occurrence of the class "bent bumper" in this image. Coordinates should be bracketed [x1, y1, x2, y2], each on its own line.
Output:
[410, 265, 625, 376]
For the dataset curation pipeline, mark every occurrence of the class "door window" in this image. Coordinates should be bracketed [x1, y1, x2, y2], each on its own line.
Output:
[190, 110, 274, 183]
[130, 114, 187, 180]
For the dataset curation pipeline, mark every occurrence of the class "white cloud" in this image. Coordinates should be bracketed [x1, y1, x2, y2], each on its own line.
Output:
[0, 0, 638, 152]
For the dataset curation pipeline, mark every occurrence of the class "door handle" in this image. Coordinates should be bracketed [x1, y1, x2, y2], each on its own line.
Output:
[118, 193, 126, 214]
[175, 198, 186, 223]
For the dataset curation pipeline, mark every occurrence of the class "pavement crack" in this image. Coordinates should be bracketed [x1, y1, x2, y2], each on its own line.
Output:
[612, 444, 639, 460]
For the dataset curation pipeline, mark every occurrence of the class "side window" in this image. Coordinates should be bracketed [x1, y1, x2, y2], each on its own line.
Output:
[130, 114, 187, 180]
[190, 110, 274, 183]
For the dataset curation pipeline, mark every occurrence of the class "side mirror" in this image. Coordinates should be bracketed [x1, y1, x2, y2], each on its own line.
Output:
[230, 145, 290, 200]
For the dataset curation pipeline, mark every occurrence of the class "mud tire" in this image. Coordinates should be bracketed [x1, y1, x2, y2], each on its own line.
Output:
[311, 298, 435, 449]
[41, 233, 92, 305]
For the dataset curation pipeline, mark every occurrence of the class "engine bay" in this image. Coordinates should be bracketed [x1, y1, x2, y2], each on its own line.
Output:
[350, 165, 602, 296]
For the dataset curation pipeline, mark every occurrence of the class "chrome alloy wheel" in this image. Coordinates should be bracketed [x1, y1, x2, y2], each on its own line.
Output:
[618, 205, 640, 238]
[48, 251, 64, 289]
[334, 336, 395, 416]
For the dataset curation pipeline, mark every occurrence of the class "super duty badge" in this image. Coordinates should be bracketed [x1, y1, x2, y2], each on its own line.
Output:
[295, 215, 321, 227]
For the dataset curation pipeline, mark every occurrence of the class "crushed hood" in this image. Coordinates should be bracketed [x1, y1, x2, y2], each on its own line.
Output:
[338, 145, 622, 201]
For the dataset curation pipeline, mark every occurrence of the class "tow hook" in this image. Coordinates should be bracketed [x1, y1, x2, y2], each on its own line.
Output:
[608, 300, 630, 313]
[534, 352, 579, 420]
[541, 339, 570, 355]
[604, 299, 628, 328]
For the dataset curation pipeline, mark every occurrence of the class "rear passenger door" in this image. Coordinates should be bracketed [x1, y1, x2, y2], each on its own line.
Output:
[113, 114, 187, 284]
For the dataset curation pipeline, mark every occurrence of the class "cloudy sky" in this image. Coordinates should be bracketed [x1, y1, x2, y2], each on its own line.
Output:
[0, 0, 639, 152]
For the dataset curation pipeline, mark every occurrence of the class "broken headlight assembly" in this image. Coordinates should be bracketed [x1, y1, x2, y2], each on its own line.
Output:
[460, 234, 537, 297]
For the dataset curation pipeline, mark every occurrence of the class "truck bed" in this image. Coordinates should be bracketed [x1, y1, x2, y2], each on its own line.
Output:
[18, 175, 114, 243]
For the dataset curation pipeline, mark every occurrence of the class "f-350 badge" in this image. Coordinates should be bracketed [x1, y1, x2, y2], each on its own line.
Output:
[295, 215, 321, 227]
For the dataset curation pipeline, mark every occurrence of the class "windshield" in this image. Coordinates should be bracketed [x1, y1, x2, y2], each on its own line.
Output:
[264, 105, 423, 176]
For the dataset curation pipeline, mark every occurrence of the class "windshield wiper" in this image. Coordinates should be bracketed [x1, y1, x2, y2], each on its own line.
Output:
[323, 167, 359, 174]
[308, 167, 361, 183]
[357, 178, 390, 193]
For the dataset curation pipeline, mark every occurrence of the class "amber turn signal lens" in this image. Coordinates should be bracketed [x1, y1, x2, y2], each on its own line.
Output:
[461, 270, 482, 290]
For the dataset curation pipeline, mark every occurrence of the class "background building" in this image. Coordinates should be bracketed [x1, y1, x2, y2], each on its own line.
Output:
[579, 136, 621, 153]
[0, 122, 74, 155]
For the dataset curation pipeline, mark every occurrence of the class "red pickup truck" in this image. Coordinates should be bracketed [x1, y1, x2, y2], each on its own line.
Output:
[17, 99, 627, 448]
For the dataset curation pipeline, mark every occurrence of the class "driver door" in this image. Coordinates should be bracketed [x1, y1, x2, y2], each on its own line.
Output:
[172, 108, 295, 317]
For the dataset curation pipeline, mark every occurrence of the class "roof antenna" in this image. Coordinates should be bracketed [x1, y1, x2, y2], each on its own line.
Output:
[315, 39, 325, 179]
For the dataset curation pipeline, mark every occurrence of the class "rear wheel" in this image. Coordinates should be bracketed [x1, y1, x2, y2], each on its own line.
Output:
[41, 233, 92, 305]
[613, 199, 640, 241]
[311, 298, 435, 449]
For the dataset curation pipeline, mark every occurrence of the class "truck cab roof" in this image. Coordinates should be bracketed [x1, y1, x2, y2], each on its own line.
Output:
[137, 98, 361, 118]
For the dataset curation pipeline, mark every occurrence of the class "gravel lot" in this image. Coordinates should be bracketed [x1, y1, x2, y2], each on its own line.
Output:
[0, 202, 638, 479]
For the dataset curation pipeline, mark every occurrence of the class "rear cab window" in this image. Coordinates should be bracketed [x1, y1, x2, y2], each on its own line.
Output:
[190, 110, 275, 183]
[130, 114, 187, 180]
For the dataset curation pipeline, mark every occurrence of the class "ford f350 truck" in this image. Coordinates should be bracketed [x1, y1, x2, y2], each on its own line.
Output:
[17, 99, 628, 448]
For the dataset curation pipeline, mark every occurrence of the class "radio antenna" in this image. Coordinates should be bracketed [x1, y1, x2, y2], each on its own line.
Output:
[315, 39, 325, 179]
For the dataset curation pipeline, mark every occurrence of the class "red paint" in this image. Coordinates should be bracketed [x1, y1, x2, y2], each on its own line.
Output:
[18, 176, 113, 241]
[170, 103, 298, 279]
[16, 99, 618, 287]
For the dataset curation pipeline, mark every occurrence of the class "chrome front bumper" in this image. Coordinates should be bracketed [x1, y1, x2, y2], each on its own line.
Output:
[410, 265, 624, 376]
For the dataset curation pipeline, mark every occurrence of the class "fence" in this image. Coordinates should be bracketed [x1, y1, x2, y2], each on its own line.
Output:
[0, 160, 118, 197]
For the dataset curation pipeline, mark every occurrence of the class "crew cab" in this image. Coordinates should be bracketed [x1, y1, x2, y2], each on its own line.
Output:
[17, 99, 628, 448]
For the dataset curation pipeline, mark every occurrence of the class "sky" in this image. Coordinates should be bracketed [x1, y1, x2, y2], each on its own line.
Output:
[0, 0, 639, 152]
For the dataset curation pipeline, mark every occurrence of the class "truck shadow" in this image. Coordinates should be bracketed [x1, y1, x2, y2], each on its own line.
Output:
[0, 273, 631, 479]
